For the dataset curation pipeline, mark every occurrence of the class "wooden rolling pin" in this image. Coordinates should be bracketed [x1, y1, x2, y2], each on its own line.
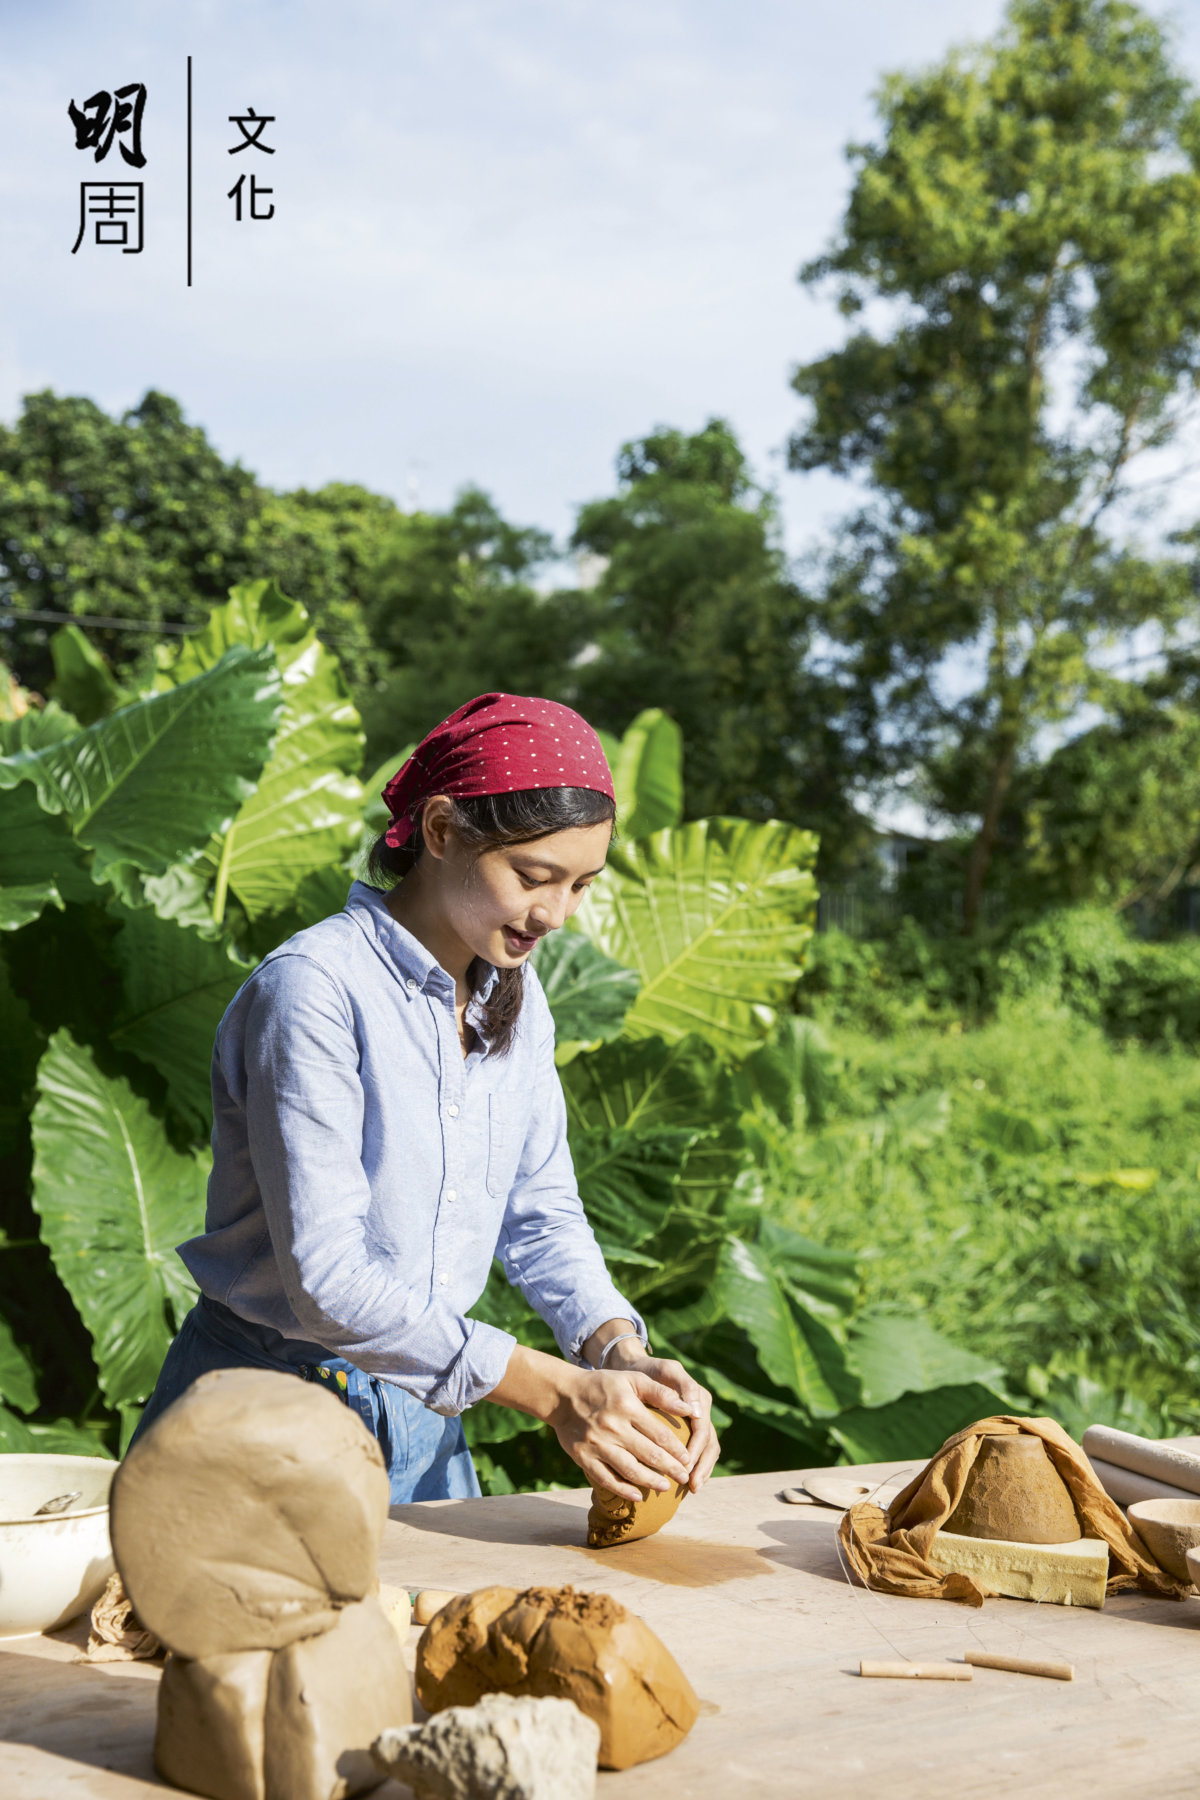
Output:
[860, 1661, 972, 1681]
[965, 1651, 1073, 1682]
[1087, 1455, 1198, 1508]
[1083, 1427, 1200, 1499]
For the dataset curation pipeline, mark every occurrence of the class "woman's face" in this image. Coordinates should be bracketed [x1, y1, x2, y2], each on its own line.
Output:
[425, 805, 614, 969]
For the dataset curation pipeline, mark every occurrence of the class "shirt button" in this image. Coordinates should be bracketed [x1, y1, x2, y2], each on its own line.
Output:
[439, 1273, 449, 1286]
[406, 978, 418, 992]
[447, 1104, 459, 1118]
[445, 1189, 457, 1203]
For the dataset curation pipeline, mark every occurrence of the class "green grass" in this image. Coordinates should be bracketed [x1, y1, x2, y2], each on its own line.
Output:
[765, 995, 1200, 1440]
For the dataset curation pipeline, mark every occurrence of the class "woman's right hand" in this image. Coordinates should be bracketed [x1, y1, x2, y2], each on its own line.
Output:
[549, 1367, 695, 1502]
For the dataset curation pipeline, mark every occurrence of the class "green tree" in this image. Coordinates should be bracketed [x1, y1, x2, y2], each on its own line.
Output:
[0, 391, 403, 705]
[359, 487, 592, 766]
[572, 420, 867, 872]
[791, 0, 1200, 928]
[0, 391, 263, 692]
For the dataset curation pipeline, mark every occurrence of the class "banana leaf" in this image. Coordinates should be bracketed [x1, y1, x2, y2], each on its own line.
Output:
[110, 910, 256, 1129]
[0, 645, 281, 897]
[581, 817, 818, 1057]
[163, 582, 365, 922]
[31, 1030, 208, 1409]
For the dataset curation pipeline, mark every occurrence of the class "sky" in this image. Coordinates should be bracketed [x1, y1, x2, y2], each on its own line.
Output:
[0, 0, 1050, 560]
[7, 1, 1200, 833]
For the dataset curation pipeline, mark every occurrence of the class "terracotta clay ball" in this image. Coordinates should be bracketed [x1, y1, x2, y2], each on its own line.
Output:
[416, 1584, 699, 1770]
[587, 1410, 692, 1549]
[111, 1367, 390, 1659]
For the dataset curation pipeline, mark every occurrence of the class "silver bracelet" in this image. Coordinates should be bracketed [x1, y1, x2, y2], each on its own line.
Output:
[595, 1330, 646, 1370]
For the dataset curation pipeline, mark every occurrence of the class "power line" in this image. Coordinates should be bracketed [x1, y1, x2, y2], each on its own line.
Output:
[0, 606, 366, 648]
[1, 607, 197, 635]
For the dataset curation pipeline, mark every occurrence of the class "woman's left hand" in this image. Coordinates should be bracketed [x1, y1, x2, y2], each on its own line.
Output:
[603, 1343, 720, 1492]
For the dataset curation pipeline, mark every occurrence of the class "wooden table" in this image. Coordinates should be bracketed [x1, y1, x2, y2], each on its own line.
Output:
[5, 1460, 1200, 1798]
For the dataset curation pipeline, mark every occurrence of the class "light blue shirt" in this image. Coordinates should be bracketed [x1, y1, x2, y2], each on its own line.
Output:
[179, 880, 645, 1415]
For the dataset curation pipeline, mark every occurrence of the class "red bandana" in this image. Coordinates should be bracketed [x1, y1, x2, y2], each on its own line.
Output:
[381, 692, 615, 849]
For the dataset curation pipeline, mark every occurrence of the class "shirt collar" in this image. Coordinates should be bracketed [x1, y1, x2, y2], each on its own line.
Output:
[345, 881, 500, 1008]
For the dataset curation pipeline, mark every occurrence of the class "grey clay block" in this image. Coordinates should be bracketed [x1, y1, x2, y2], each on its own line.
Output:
[371, 1692, 600, 1800]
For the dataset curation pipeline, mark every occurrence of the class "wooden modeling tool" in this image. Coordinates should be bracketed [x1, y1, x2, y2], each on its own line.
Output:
[965, 1651, 1074, 1681]
[859, 1660, 972, 1681]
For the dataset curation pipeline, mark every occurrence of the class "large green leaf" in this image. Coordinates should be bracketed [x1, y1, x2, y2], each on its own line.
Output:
[361, 746, 417, 837]
[163, 582, 364, 922]
[830, 1383, 1016, 1464]
[686, 1360, 828, 1448]
[48, 624, 129, 724]
[0, 646, 281, 894]
[110, 910, 256, 1128]
[581, 817, 818, 1057]
[612, 708, 683, 839]
[715, 1236, 854, 1417]
[0, 701, 81, 754]
[574, 1124, 702, 1253]
[562, 1034, 746, 1215]
[0, 1314, 38, 1414]
[31, 1029, 208, 1409]
[846, 1313, 1007, 1410]
[0, 781, 95, 931]
[756, 1219, 860, 1322]
[533, 932, 640, 1049]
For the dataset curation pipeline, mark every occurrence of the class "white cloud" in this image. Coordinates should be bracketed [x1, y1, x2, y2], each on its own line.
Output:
[6, 0, 1193, 560]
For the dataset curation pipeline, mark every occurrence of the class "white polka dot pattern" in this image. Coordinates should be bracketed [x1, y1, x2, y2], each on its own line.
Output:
[381, 691, 614, 847]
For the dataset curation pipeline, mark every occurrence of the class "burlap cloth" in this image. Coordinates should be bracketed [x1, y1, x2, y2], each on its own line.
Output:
[84, 1571, 164, 1662]
[838, 1414, 1188, 1607]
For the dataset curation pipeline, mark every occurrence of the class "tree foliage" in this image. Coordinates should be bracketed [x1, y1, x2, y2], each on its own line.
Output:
[793, 0, 1200, 925]
[572, 420, 866, 872]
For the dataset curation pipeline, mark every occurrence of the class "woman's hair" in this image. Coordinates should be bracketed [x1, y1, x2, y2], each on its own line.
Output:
[367, 785, 616, 1056]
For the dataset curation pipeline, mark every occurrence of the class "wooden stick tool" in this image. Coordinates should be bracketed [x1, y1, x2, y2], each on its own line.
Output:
[965, 1650, 1074, 1682]
[859, 1660, 972, 1681]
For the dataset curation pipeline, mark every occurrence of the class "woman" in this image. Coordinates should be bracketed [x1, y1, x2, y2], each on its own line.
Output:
[135, 692, 720, 1506]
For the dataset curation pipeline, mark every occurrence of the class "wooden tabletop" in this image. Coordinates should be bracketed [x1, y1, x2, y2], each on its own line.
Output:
[4, 1460, 1200, 1798]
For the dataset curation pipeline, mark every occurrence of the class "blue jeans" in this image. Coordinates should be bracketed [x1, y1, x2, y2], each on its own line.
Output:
[130, 1295, 481, 1504]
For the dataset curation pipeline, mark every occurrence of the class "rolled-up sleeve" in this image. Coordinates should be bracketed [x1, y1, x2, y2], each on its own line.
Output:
[236, 954, 516, 1413]
[496, 991, 647, 1366]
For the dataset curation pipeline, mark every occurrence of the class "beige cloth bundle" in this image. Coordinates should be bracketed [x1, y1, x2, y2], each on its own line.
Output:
[838, 1414, 1188, 1607]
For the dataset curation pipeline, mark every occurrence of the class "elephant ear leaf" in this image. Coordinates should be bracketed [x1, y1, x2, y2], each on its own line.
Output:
[31, 1029, 208, 1410]
[0, 645, 281, 899]
[612, 708, 683, 839]
[0, 1315, 38, 1415]
[162, 581, 365, 923]
[110, 909, 256, 1131]
[715, 1236, 855, 1417]
[581, 817, 818, 1058]
[533, 933, 640, 1050]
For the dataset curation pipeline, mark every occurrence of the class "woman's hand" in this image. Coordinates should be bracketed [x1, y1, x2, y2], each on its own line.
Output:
[600, 1341, 720, 1493]
[548, 1366, 696, 1504]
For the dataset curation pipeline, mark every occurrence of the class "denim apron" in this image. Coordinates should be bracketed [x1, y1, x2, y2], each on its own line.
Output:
[129, 1295, 481, 1504]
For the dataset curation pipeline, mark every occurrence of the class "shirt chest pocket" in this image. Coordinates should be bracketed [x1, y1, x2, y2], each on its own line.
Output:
[486, 1093, 524, 1199]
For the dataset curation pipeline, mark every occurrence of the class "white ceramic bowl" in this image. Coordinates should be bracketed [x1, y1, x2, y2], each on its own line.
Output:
[0, 1453, 116, 1637]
